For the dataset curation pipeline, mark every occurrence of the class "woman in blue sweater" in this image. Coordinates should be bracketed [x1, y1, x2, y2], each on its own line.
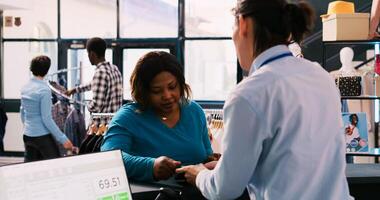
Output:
[101, 51, 214, 182]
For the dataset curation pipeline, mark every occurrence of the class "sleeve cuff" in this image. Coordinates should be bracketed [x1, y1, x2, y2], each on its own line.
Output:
[195, 168, 209, 190]
[147, 158, 156, 181]
[58, 135, 69, 144]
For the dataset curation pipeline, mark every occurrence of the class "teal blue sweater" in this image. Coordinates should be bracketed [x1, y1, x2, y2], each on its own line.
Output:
[101, 101, 212, 182]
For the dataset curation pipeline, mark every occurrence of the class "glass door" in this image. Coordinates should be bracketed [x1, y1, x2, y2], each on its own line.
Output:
[122, 48, 171, 100]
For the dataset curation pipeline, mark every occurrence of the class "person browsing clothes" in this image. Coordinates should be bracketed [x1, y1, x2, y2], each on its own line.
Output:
[66, 37, 123, 122]
[177, 0, 352, 199]
[101, 51, 216, 182]
[21, 56, 74, 162]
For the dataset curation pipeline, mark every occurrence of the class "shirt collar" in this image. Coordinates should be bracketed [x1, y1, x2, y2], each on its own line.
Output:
[96, 61, 109, 68]
[249, 45, 292, 75]
[32, 76, 46, 83]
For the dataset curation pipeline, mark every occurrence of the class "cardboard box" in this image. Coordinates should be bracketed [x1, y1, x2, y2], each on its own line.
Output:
[322, 13, 369, 41]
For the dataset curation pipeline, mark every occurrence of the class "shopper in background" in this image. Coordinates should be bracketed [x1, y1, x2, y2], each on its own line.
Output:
[101, 51, 216, 182]
[21, 56, 74, 162]
[369, 0, 380, 39]
[66, 37, 123, 122]
[177, 0, 352, 199]
[0, 100, 7, 153]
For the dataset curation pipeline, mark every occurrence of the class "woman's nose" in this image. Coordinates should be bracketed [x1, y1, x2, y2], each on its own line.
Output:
[161, 89, 171, 99]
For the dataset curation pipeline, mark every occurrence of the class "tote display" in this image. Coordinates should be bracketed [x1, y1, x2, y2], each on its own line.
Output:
[342, 112, 368, 152]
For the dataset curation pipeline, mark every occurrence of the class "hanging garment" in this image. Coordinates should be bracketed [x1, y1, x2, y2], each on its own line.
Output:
[79, 123, 108, 154]
[52, 101, 72, 132]
[49, 81, 67, 94]
[92, 135, 104, 153]
[79, 134, 95, 155]
[79, 124, 98, 154]
[64, 109, 86, 147]
[78, 134, 101, 154]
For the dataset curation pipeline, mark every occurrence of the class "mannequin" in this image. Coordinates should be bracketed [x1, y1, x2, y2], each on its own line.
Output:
[339, 47, 357, 75]
[329, 47, 359, 78]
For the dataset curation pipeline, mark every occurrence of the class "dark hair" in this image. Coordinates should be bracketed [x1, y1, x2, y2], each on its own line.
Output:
[130, 51, 191, 111]
[30, 55, 51, 76]
[233, 0, 315, 55]
[86, 37, 106, 58]
[349, 114, 358, 123]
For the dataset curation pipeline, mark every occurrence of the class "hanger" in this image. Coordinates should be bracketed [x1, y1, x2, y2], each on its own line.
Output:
[47, 81, 87, 106]
[96, 124, 107, 136]
[88, 123, 98, 135]
[102, 125, 109, 136]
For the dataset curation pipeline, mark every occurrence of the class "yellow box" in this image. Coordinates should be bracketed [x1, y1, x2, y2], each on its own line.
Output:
[322, 13, 369, 41]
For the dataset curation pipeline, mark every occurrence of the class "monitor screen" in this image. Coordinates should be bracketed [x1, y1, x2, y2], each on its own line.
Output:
[0, 150, 132, 200]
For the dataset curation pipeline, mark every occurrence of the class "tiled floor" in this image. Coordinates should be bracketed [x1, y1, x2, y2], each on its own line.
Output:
[0, 156, 24, 167]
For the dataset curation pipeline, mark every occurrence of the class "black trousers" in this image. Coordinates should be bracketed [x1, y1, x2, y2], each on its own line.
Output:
[23, 134, 60, 162]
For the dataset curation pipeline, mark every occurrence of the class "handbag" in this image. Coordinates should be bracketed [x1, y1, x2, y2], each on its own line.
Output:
[335, 76, 362, 96]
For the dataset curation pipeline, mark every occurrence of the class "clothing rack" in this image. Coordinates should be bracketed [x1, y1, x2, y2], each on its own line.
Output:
[203, 109, 223, 121]
[46, 66, 83, 77]
[204, 109, 224, 153]
[46, 66, 90, 107]
[47, 81, 87, 106]
[90, 113, 115, 124]
[90, 113, 115, 118]
[204, 109, 224, 131]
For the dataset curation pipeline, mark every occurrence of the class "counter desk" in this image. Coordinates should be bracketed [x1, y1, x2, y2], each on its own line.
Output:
[130, 164, 380, 200]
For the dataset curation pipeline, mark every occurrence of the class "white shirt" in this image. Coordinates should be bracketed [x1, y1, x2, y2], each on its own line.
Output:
[196, 45, 352, 200]
[346, 124, 360, 144]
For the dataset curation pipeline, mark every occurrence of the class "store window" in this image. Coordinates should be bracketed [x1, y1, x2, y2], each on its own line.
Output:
[3, 42, 58, 99]
[185, 40, 237, 100]
[122, 48, 170, 100]
[119, 0, 178, 38]
[185, 0, 235, 37]
[3, 0, 57, 39]
[61, 0, 117, 38]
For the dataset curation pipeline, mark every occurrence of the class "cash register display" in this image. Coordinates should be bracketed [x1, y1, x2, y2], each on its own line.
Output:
[0, 150, 132, 200]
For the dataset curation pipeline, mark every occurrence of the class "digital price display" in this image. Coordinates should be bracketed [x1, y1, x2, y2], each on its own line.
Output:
[0, 150, 132, 200]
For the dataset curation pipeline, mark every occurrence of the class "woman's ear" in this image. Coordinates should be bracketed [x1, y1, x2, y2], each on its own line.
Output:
[238, 15, 250, 38]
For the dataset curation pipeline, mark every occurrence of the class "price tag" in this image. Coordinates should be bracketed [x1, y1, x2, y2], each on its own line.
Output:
[93, 175, 126, 195]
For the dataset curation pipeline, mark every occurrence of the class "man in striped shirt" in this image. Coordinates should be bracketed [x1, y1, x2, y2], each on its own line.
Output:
[66, 38, 123, 121]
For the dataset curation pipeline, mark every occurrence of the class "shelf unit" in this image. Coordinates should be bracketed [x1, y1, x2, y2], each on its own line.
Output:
[341, 96, 380, 100]
[322, 39, 380, 69]
[322, 40, 380, 162]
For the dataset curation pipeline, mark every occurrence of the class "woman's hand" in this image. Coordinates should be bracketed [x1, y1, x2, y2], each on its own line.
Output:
[176, 164, 207, 185]
[63, 140, 73, 150]
[204, 153, 221, 163]
[203, 161, 218, 170]
[153, 156, 181, 180]
[368, 32, 380, 39]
